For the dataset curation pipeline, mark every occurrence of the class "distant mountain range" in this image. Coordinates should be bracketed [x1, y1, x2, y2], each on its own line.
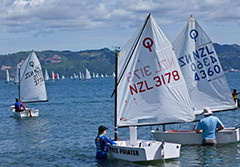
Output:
[0, 43, 240, 80]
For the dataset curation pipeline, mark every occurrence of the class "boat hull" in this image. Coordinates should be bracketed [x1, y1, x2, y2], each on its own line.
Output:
[108, 140, 181, 162]
[151, 127, 240, 145]
[12, 108, 39, 118]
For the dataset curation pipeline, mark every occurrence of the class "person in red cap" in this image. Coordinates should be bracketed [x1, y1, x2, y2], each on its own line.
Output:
[95, 125, 116, 161]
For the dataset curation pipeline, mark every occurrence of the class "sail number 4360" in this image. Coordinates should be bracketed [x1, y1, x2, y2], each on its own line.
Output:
[194, 65, 221, 81]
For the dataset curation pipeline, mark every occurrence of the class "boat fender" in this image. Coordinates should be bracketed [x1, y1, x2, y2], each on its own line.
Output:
[148, 143, 151, 146]
[139, 142, 141, 147]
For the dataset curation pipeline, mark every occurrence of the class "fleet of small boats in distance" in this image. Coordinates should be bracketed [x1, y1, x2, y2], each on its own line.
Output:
[6, 68, 116, 83]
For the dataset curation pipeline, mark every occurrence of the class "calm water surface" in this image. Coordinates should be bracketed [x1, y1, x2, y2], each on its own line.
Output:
[0, 72, 240, 167]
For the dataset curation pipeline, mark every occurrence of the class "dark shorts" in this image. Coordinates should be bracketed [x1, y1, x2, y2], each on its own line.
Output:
[96, 152, 107, 161]
[15, 109, 24, 112]
[202, 139, 217, 146]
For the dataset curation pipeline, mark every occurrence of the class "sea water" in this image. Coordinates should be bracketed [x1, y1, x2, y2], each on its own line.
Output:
[0, 73, 240, 167]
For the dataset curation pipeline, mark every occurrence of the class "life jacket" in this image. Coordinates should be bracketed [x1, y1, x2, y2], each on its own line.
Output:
[232, 93, 238, 100]
[15, 102, 21, 111]
[96, 135, 106, 153]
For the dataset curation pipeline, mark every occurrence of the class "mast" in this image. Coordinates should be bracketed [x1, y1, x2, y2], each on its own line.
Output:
[18, 65, 20, 100]
[111, 13, 151, 97]
[114, 49, 119, 141]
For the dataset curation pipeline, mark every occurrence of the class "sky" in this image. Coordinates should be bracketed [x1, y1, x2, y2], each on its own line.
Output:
[0, 0, 239, 54]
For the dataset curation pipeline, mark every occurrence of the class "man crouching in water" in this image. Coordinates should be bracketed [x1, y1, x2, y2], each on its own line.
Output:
[196, 108, 224, 146]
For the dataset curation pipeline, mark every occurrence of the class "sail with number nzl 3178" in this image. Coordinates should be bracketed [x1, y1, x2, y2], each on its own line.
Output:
[108, 14, 195, 162]
[11, 51, 48, 118]
[151, 16, 239, 145]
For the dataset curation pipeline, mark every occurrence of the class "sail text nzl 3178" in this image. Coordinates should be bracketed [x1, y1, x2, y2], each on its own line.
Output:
[125, 57, 180, 96]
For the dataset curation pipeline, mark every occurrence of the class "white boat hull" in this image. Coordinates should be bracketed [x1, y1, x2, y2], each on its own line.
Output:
[108, 140, 181, 162]
[151, 127, 240, 145]
[12, 108, 39, 118]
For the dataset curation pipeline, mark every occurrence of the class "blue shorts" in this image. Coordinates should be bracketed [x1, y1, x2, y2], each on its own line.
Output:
[96, 152, 107, 160]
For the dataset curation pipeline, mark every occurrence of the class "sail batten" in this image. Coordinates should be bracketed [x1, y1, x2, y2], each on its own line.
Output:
[172, 16, 235, 115]
[116, 14, 195, 127]
[19, 51, 48, 103]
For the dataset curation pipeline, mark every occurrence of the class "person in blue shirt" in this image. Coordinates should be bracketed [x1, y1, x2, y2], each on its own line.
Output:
[196, 108, 224, 146]
[15, 98, 26, 112]
[95, 125, 117, 161]
[15, 98, 32, 117]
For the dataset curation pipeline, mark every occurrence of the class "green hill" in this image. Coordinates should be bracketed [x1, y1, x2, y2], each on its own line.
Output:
[0, 43, 240, 80]
[0, 48, 115, 80]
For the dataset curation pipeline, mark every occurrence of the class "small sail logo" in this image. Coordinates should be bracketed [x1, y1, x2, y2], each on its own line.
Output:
[29, 61, 34, 68]
[190, 29, 198, 42]
[120, 117, 128, 121]
[143, 37, 153, 52]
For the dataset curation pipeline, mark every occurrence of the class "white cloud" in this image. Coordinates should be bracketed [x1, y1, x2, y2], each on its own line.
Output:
[0, 0, 239, 35]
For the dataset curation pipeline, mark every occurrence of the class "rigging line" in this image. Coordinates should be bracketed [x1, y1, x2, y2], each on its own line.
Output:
[111, 13, 151, 98]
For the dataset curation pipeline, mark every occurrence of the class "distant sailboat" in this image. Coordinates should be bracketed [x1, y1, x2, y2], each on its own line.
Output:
[56, 73, 60, 80]
[85, 68, 91, 80]
[62, 75, 65, 80]
[92, 72, 96, 78]
[5, 69, 10, 83]
[45, 69, 49, 81]
[52, 71, 56, 82]
[79, 72, 82, 80]
[73, 73, 77, 80]
[12, 51, 48, 118]
[101, 74, 104, 78]
[112, 72, 116, 78]
[14, 64, 20, 85]
[96, 73, 99, 78]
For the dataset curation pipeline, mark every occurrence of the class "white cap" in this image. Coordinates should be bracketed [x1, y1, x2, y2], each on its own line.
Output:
[203, 107, 212, 116]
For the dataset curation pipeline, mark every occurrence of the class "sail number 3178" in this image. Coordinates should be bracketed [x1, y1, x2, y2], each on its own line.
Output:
[129, 70, 180, 95]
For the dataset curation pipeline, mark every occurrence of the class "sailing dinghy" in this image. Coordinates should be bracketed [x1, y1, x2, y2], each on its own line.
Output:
[45, 69, 49, 81]
[151, 16, 239, 145]
[85, 68, 91, 80]
[108, 14, 195, 162]
[11, 51, 48, 118]
[5, 69, 10, 84]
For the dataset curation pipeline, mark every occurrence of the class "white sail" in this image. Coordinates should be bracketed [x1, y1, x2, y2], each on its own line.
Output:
[117, 15, 195, 127]
[96, 73, 99, 78]
[172, 16, 235, 115]
[19, 51, 48, 102]
[73, 73, 77, 79]
[52, 71, 55, 80]
[113, 72, 116, 78]
[6, 69, 10, 82]
[56, 73, 60, 80]
[14, 64, 20, 84]
[45, 69, 49, 81]
[79, 72, 82, 79]
[101, 74, 104, 78]
[85, 68, 91, 80]
[62, 75, 65, 80]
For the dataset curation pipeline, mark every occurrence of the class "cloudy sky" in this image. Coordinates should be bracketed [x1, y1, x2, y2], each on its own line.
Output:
[0, 0, 239, 54]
